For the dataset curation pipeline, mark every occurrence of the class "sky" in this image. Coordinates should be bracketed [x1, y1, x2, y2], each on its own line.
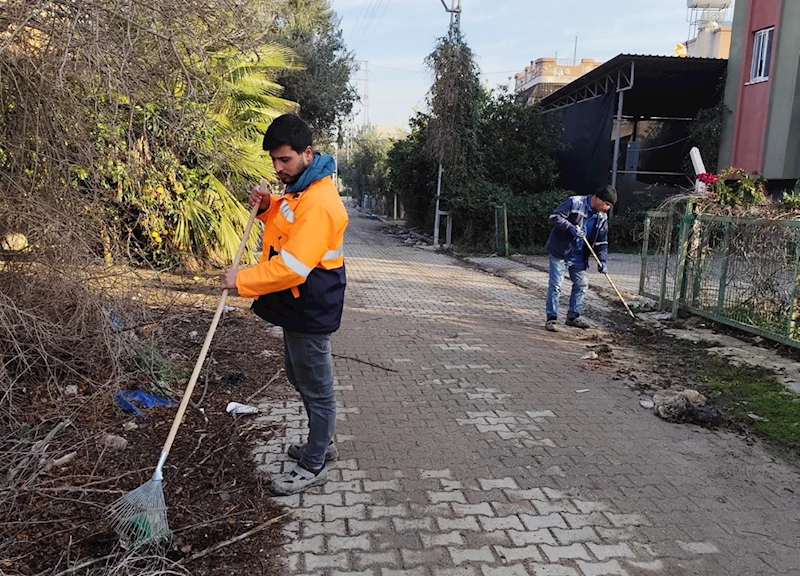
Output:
[330, 0, 716, 128]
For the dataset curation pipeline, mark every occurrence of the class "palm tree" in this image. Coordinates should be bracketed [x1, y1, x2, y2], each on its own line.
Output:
[174, 45, 302, 266]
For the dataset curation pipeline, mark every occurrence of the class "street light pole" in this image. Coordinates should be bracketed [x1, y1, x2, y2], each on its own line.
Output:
[433, 0, 462, 247]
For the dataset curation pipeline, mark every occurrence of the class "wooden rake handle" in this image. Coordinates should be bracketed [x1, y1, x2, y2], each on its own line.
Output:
[584, 240, 637, 319]
[160, 188, 264, 457]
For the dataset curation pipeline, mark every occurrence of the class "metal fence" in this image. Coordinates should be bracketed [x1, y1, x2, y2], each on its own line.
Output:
[494, 204, 509, 256]
[641, 203, 800, 347]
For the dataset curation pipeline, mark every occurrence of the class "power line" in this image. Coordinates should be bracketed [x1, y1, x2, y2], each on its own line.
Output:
[370, 64, 519, 76]
[354, 0, 390, 53]
[352, 0, 380, 50]
[349, 0, 373, 45]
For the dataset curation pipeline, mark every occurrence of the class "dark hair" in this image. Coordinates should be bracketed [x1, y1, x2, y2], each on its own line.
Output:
[262, 114, 313, 153]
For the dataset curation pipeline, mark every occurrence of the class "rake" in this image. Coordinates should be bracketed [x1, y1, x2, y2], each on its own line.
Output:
[584, 240, 637, 320]
[108, 191, 263, 547]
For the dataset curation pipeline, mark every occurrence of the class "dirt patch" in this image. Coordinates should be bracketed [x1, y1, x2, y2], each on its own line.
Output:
[606, 316, 800, 461]
[2, 304, 295, 575]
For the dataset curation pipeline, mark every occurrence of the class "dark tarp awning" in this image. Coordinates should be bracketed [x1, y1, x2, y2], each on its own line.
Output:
[540, 55, 728, 195]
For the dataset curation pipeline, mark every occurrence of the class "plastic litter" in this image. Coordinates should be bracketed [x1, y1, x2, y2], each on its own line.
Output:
[575, 389, 590, 394]
[581, 351, 599, 360]
[109, 312, 124, 331]
[651, 389, 719, 426]
[226, 402, 259, 414]
[103, 434, 129, 450]
[114, 390, 174, 418]
[748, 412, 768, 422]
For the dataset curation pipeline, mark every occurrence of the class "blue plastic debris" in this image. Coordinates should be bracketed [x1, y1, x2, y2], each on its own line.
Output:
[109, 313, 124, 332]
[114, 390, 173, 418]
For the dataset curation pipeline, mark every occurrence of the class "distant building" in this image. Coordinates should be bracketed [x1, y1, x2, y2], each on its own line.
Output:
[677, 1, 733, 59]
[683, 20, 732, 58]
[372, 125, 408, 141]
[514, 58, 603, 105]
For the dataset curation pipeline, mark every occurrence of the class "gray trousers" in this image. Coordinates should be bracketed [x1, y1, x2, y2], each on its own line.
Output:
[283, 330, 336, 471]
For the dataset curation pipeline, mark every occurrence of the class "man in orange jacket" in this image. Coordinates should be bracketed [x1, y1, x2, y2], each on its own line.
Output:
[220, 114, 348, 495]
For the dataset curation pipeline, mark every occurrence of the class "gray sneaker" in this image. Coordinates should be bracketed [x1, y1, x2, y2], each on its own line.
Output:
[545, 320, 559, 332]
[565, 317, 591, 329]
[269, 463, 328, 495]
[287, 442, 339, 462]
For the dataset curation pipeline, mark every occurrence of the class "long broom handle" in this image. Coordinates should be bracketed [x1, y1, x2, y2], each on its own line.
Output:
[159, 185, 264, 460]
[584, 239, 637, 319]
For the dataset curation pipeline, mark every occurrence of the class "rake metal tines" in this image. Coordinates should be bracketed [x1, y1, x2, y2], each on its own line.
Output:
[108, 478, 171, 548]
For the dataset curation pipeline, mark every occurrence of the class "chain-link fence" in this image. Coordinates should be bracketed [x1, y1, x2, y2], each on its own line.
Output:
[642, 203, 800, 347]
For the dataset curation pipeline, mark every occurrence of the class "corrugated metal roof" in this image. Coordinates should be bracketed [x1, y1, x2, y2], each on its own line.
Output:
[540, 54, 728, 118]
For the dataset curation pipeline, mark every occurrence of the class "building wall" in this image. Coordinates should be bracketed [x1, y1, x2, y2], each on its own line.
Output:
[718, 0, 749, 170]
[686, 25, 732, 59]
[716, 28, 732, 59]
[729, 0, 783, 173]
[762, 0, 800, 179]
[514, 58, 602, 94]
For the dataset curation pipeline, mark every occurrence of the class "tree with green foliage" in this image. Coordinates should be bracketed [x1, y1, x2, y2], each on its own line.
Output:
[386, 113, 438, 226]
[340, 127, 392, 208]
[0, 0, 302, 267]
[266, 0, 358, 141]
[425, 31, 482, 176]
[478, 92, 562, 195]
[382, 30, 564, 248]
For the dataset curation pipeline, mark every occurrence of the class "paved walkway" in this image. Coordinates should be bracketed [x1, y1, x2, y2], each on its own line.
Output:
[256, 211, 800, 576]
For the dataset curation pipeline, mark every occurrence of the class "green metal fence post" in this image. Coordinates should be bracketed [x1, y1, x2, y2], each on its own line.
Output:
[494, 205, 502, 255]
[787, 231, 800, 341]
[639, 215, 650, 295]
[658, 211, 674, 311]
[716, 221, 732, 316]
[671, 202, 694, 319]
[503, 204, 510, 258]
[691, 223, 711, 308]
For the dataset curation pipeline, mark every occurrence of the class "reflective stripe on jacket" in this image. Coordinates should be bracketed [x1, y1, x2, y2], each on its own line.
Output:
[236, 175, 349, 334]
[545, 195, 608, 268]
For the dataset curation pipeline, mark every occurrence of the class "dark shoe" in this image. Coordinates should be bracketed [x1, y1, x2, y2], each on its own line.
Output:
[545, 320, 559, 332]
[287, 442, 339, 462]
[565, 317, 591, 329]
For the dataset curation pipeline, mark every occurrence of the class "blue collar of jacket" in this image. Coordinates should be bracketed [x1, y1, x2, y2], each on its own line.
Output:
[583, 195, 597, 216]
[285, 152, 336, 195]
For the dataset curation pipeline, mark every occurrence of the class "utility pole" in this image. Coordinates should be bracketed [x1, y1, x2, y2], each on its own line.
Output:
[433, 0, 462, 247]
[355, 60, 370, 127]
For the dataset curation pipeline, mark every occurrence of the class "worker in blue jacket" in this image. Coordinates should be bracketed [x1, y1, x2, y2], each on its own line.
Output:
[544, 186, 616, 332]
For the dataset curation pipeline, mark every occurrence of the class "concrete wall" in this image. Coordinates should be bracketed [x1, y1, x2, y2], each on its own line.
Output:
[730, 0, 783, 173]
[686, 25, 732, 58]
[763, 0, 800, 179]
[718, 0, 749, 169]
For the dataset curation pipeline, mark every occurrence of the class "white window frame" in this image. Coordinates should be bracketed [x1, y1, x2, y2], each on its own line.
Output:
[749, 27, 774, 84]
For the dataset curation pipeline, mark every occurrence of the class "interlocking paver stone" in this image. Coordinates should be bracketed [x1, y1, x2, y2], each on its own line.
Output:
[576, 559, 628, 576]
[478, 515, 524, 531]
[448, 546, 495, 564]
[494, 544, 543, 562]
[256, 212, 800, 576]
[586, 542, 635, 560]
[327, 534, 371, 552]
[541, 543, 592, 562]
[421, 531, 465, 547]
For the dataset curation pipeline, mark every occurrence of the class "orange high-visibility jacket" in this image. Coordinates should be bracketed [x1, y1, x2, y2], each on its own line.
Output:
[236, 173, 348, 334]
